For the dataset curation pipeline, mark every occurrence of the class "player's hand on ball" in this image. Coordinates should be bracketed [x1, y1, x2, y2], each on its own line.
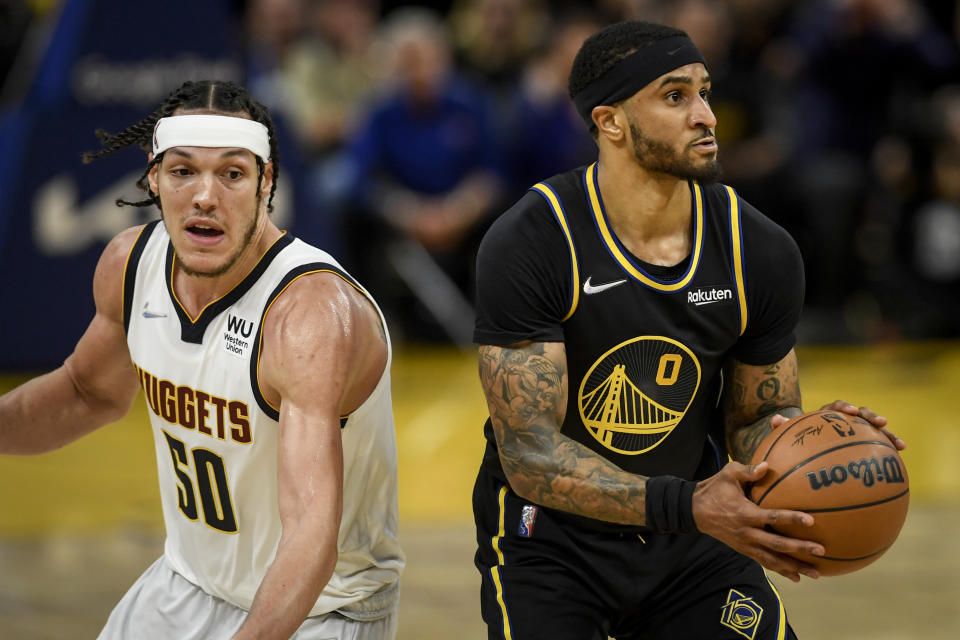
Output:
[692, 461, 825, 583]
[819, 400, 905, 451]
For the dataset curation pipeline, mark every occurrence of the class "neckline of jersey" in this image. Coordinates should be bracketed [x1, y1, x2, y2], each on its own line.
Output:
[164, 231, 294, 343]
[583, 162, 703, 292]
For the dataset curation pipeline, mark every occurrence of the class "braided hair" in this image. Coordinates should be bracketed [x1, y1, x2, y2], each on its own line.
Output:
[83, 80, 279, 212]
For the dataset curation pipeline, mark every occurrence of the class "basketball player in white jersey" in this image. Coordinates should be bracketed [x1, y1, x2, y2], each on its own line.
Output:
[0, 80, 404, 639]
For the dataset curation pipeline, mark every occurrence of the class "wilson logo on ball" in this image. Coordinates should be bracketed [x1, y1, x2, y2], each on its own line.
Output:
[806, 455, 906, 491]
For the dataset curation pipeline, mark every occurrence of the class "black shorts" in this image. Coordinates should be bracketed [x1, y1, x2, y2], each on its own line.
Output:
[473, 466, 798, 640]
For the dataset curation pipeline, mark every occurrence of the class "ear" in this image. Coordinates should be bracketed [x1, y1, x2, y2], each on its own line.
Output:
[261, 160, 274, 200]
[147, 153, 159, 193]
[592, 105, 626, 143]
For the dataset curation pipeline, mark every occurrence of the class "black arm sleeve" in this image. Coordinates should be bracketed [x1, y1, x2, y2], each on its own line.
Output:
[729, 199, 805, 365]
[473, 190, 573, 345]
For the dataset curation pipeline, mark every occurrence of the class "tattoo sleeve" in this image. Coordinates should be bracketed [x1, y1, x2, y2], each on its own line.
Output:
[722, 348, 803, 463]
[478, 342, 649, 526]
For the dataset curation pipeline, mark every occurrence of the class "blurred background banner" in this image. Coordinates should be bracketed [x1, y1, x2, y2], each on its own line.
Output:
[0, 0, 240, 368]
[5, 0, 959, 365]
[0, 0, 321, 369]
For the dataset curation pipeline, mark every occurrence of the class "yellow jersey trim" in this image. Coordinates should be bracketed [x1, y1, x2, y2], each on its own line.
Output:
[531, 182, 579, 321]
[725, 185, 749, 335]
[491, 485, 512, 639]
[171, 231, 289, 324]
[121, 223, 152, 329]
[584, 162, 704, 292]
[767, 578, 788, 640]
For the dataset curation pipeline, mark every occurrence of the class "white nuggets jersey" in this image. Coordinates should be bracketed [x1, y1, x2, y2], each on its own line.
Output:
[122, 220, 404, 617]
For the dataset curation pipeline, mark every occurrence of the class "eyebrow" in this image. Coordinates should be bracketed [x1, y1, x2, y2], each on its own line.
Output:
[658, 74, 712, 88]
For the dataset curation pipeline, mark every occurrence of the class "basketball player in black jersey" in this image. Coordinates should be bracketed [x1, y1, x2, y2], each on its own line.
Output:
[472, 21, 906, 640]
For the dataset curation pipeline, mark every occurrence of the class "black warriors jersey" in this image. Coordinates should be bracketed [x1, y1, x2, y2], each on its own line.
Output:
[475, 163, 803, 493]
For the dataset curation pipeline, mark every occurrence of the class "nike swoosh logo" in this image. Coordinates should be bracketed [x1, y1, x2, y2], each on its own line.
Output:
[583, 277, 628, 295]
[667, 46, 685, 56]
[142, 303, 167, 319]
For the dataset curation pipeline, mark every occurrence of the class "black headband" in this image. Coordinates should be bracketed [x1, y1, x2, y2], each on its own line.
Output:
[572, 35, 707, 126]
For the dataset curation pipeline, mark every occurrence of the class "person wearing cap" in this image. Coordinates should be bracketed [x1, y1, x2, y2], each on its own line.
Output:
[471, 21, 902, 639]
[0, 80, 404, 640]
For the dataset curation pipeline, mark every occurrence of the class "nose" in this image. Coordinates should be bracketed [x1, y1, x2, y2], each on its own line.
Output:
[691, 95, 717, 130]
[192, 173, 218, 212]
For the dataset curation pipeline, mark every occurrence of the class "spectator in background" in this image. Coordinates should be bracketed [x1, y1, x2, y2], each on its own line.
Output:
[447, 0, 547, 97]
[500, 10, 600, 198]
[243, 0, 304, 114]
[776, 0, 955, 325]
[908, 145, 960, 335]
[282, 0, 383, 161]
[902, 86, 960, 337]
[339, 7, 504, 343]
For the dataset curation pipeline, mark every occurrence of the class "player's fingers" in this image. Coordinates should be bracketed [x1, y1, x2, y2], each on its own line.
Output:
[744, 544, 818, 582]
[762, 507, 815, 530]
[878, 425, 907, 450]
[770, 413, 789, 429]
[855, 405, 887, 427]
[740, 460, 768, 481]
[821, 399, 859, 415]
[751, 521, 825, 558]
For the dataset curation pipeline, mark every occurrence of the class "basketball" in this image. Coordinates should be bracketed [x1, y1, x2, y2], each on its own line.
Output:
[748, 409, 909, 576]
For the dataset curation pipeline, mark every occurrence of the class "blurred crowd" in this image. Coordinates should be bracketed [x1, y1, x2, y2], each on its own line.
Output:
[5, 0, 960, 344]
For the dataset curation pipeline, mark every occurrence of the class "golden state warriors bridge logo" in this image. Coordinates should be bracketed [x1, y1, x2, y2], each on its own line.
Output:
[577, 336, 700, 455]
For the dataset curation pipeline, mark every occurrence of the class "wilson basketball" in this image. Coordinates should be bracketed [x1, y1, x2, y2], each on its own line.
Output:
[748, 409, 909, 576]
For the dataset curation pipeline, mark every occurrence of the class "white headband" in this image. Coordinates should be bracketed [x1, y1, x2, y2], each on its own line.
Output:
[152, 115, 271, 161]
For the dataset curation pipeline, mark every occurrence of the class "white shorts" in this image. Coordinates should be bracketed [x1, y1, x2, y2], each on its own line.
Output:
[97, 556, 398, 640]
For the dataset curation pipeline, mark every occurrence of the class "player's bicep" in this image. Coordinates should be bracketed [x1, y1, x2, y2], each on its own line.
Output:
[722, 348, 802, 432]
[478, 342, 568, 462]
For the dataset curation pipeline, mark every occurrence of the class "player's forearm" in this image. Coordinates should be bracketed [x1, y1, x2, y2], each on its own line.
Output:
[722, 352, 803, 463]
[0, 365, 126, 454]
[480, 342, 649, 525]
[233, 518, 338, 639]
[498, 421, 649, 526]
[726, 406, 802, 463]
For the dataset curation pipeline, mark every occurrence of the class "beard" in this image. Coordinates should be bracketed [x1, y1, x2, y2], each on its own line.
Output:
[629, 121, 723, 183]
[170, 194, 262, 279]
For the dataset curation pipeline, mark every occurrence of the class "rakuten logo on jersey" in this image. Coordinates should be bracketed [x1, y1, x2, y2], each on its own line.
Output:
[687, 287, 733, 306]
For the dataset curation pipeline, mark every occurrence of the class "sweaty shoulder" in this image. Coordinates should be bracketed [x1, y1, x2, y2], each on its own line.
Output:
[258, 271, 387, 415]
[473, 180, 577, 346]
[722, 188, 805, 365]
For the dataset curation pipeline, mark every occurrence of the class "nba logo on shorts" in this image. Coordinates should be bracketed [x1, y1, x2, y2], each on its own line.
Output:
[518, 505, 538, 537]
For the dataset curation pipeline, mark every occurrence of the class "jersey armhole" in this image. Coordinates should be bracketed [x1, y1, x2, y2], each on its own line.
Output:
[530, 182, 579, 321]
[724, 185, 749, 336]
[250, 263, 375, 423]
[122, 220, 161, 334]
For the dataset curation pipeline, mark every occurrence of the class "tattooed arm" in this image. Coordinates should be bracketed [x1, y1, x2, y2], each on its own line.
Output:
[478, 341, 649, 526]
[480, 340, 827, 580]
[692, 347, 833, 581]
[722, 349, 905, 456]
[722, 348, 803, 463]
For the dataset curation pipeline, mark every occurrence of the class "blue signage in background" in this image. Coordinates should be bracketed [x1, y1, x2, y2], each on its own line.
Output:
[0, 0, 316, 370]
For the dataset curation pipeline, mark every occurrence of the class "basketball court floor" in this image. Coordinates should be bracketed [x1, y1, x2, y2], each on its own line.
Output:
[1, 342, 958, 639]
